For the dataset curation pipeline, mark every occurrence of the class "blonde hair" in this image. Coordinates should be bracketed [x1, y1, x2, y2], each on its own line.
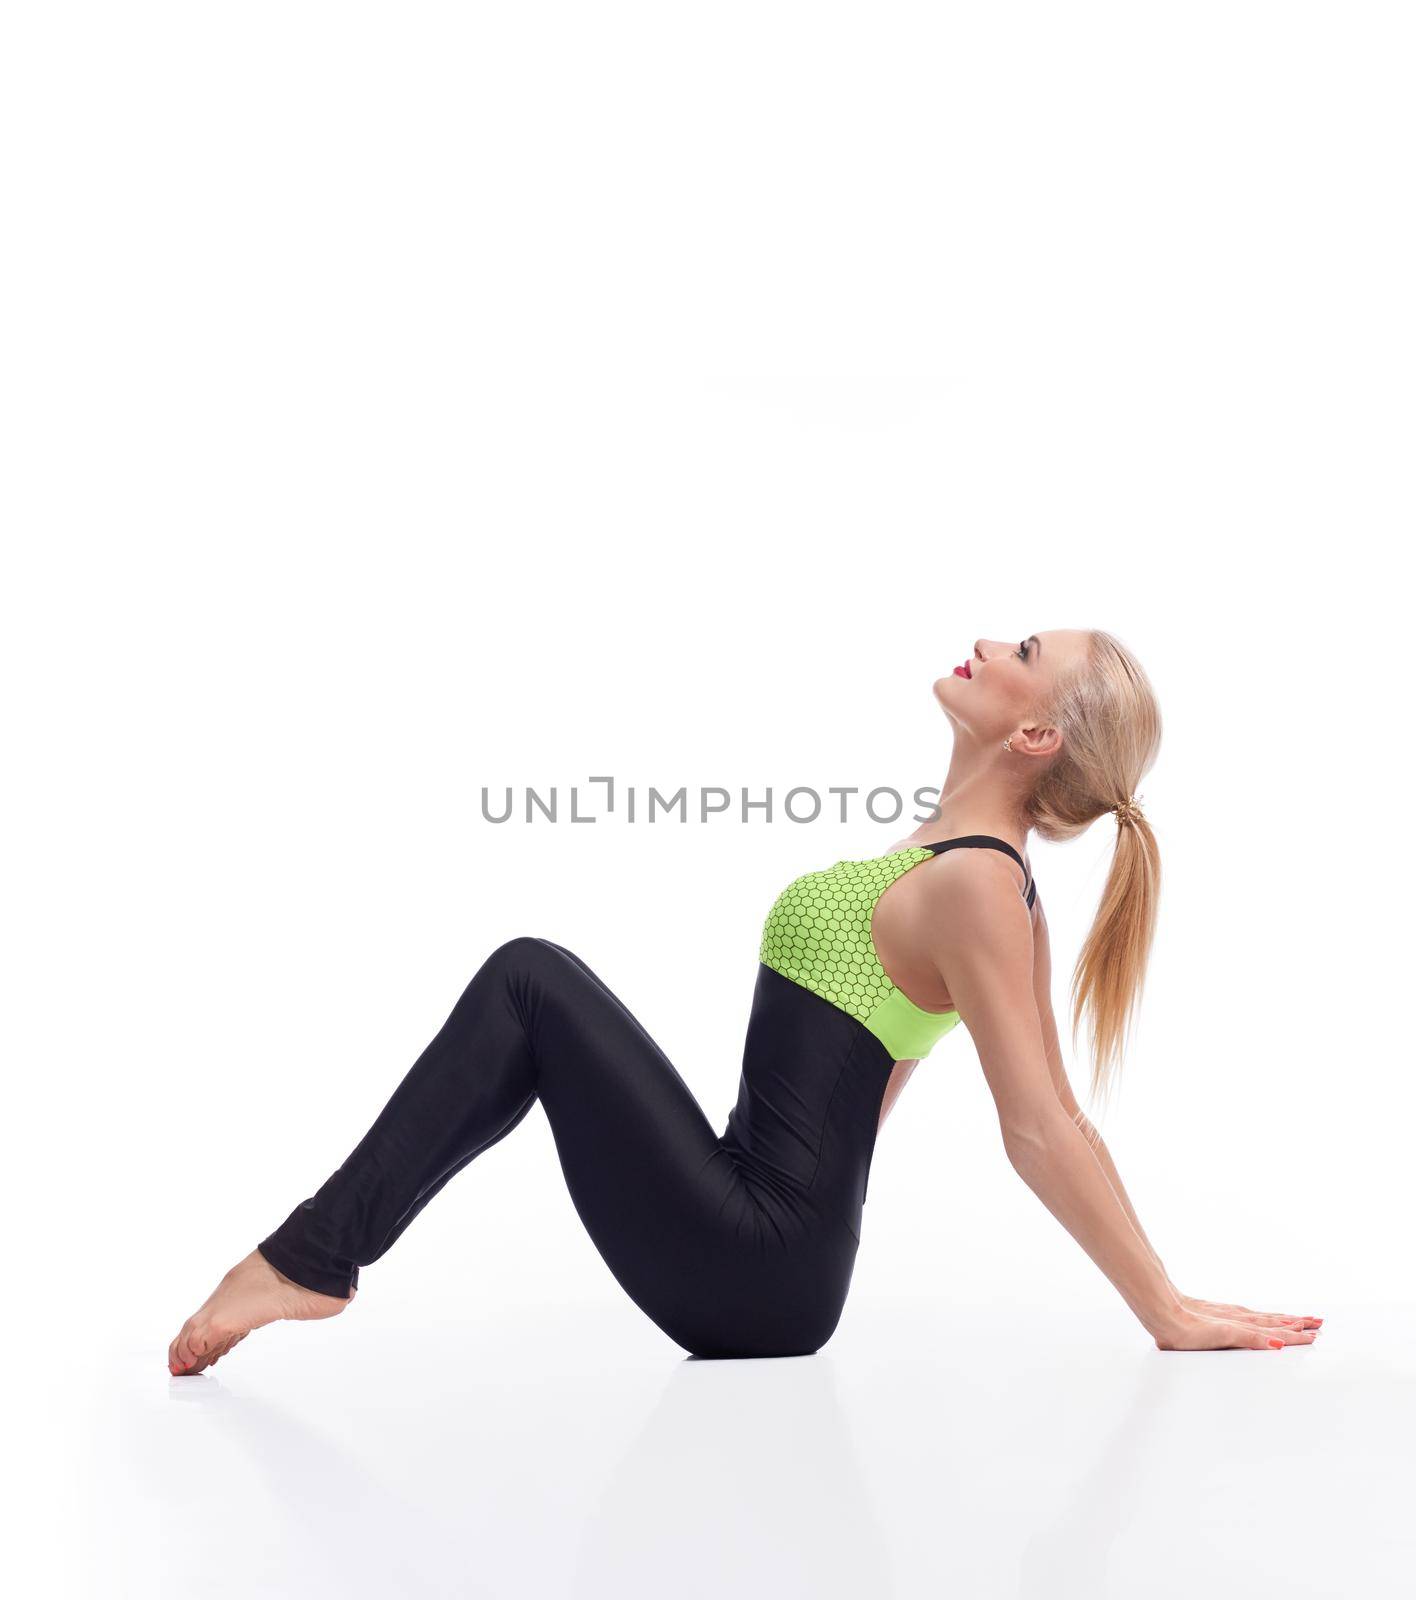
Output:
[1025, 630, 1162, 1109]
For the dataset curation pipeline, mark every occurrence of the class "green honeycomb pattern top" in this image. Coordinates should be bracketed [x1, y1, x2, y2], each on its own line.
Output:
[759, 846, 963, 1060]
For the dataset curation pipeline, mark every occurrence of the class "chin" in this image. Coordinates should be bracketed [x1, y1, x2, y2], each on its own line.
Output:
[932, 676, 958, 711]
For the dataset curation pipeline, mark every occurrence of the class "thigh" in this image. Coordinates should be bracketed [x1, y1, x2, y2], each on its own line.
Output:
[512, 941, 761, 1335]
[517, 939, 863, 1357]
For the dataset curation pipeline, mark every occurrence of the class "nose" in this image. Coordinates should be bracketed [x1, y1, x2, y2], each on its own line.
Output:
[973, 638, 1002, 661]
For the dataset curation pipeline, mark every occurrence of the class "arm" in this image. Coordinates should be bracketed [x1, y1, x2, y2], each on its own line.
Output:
[1028, 893, 1320, 1340]
[928, 855, 1302, 1351]
[1028, 894, 1171, 1280]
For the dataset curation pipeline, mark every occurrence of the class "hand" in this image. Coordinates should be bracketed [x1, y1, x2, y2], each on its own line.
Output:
[1176, 1291, 1322, 1333]
[1150, 1302, 1321, 1352]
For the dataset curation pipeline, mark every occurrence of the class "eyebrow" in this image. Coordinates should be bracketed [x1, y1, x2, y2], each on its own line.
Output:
[1027, 634, 1041, 657]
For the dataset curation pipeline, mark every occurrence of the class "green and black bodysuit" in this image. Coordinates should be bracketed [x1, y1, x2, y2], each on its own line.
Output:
[257, 833, 1037, 1361]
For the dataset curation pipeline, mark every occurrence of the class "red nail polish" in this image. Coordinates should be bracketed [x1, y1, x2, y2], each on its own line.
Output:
[1267, 1338, 1284, 1349]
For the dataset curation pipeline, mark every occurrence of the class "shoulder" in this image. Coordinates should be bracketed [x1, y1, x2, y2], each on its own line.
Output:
[913, 844, 1032, 910]
[909, 847, 1036, 970]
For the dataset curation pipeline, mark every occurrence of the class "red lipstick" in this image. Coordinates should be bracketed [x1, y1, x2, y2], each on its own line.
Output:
[953, 661, 972, 679]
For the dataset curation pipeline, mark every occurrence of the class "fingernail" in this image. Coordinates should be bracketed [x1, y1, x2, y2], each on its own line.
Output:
[1267, 1338, 1284, 1349]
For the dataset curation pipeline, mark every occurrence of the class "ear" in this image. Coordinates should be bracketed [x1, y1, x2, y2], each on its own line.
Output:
[1011, 722, 1063, 759]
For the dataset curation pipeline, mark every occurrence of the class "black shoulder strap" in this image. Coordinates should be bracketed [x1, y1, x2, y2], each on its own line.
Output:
[925, 834, 1036, 908]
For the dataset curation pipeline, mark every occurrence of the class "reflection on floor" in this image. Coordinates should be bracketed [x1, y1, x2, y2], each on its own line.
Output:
[74, 1297, 1412, 1598]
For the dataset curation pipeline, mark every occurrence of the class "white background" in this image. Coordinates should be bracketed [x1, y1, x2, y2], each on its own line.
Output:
[4, 3, 1412, 1596]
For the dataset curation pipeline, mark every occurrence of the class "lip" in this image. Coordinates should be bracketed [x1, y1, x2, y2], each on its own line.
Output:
[952, 661, 972, 679]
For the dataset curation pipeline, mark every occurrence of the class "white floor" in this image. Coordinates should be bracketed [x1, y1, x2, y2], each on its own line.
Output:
[42, 1294, 1414, 1598]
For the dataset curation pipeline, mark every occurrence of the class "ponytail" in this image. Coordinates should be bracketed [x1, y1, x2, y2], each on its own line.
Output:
[1025, 631, 1163, 1108]
[1069, 806, 1161, 1108]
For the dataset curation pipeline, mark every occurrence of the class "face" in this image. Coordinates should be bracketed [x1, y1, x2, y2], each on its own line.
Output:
[933, 630, 1091, 753]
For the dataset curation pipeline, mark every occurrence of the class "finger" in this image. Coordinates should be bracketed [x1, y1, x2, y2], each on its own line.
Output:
[1245, 1304, 1322, 1327]
[1208, 1301, 1322, 1330]
[1192, 1321, 1287, 1350]
[1220, 1307, 1289, 1327]
[1238, 1325, 1288, 1350]
[1200, 1301, 1258, 1320]
[1265, 1325, 1318, 1346]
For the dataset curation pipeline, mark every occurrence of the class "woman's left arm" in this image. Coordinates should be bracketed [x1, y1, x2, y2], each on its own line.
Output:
[1028, 895, 1321, 1334]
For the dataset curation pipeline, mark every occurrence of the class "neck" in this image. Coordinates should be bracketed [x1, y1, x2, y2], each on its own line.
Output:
[902, 736, 1031, 855]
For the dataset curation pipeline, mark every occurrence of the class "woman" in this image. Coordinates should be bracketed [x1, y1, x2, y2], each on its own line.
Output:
[168, 629, 1321, 1372]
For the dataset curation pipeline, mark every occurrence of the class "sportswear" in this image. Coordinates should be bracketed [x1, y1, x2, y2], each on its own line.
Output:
[256, 835, 1036, 1359]
[760, 834, 1036, 1060]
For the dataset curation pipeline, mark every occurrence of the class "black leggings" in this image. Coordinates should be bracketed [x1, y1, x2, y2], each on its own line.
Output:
[257, 937, 898, 1358]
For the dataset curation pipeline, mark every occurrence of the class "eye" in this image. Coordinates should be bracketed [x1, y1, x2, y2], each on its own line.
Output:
[1014, 639, 1030, 661]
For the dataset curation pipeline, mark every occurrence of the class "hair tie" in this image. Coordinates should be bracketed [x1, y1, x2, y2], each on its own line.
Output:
[1112, 794, 1144, 827]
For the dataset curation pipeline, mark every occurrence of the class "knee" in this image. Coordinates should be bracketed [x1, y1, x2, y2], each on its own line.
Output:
[482, 935, 559, 978]
[479, 936, 586, 991]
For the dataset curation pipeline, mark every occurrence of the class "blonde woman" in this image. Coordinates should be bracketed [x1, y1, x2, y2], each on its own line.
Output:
[168, 630, 1321, 1372]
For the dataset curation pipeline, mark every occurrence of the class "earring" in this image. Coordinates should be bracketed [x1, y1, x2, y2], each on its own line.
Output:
[1003, 737, 1013, 752]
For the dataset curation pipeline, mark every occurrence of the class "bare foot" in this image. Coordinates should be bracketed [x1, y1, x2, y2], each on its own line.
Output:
[168, 1248, 355, 1375]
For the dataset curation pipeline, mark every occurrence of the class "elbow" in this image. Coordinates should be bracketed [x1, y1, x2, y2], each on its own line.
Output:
[1001, 1104, 1074, 1178]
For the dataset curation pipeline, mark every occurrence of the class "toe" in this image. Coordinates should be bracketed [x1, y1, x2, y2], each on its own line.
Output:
[176, 1322, 206, 1370]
